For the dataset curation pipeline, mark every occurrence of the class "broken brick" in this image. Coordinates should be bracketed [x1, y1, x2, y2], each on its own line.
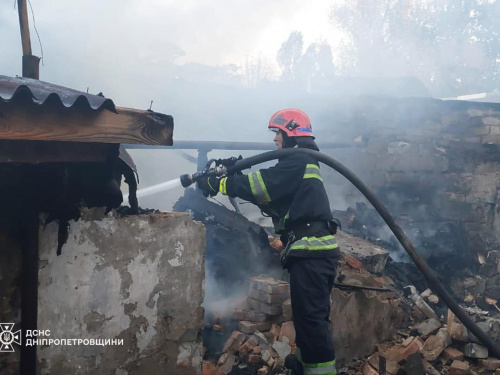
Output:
[257, 366, 268, 375]
[442, 347, 464, 362]
[217, 353, 228, 367]
[449, 360, 470, 375]
[279, 321, 296, 345]
[421, 334, 447, 361]
[213, 324, 223, 332]
[412, 318, 441, 338]
[214, 354, 236, 375]
[232, 309, 247, 321]
[249, 276, 290, 295]
[247, 298, 282, 315]
[447, 310, 469, 342]
[479, 358, 500, 371]
[449, 322, 469, 342]
[249, 288, 290, 304]
[253, 346, 262, 354]
[344, 253, 363, 270]
[382, 337, 424, 362]
[362, 362, 379, 375]
[422, 360, 440, 375]
[222, 331, 246, 354]
[238, 321, 271, 334]
[269, 323, 281, 339]
[402, 336, 415, 347]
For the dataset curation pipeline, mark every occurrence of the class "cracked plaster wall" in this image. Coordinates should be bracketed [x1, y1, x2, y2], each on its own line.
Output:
[37, 211, 205, 375]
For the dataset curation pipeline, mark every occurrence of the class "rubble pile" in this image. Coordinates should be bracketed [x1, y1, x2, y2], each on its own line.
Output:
[194, 199, 500, 374]
[203, 276, 295, 375]
[359, 306, 500, 375]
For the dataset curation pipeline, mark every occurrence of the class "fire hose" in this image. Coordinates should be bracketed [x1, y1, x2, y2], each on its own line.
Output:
[180, 148, 500, 357]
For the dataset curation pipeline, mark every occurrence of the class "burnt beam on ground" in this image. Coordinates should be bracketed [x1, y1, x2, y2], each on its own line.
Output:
[0, 101, 173, 145]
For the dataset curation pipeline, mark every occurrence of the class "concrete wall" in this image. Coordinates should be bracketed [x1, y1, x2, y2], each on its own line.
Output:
[0, 215, 22, 375]
[37, 210, 205, 375]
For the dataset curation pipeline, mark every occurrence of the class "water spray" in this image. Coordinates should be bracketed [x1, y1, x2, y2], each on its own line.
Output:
[179, 148, 500, 358]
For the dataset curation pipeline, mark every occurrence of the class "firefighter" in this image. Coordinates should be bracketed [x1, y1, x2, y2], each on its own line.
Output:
[197, 108, 339, 375]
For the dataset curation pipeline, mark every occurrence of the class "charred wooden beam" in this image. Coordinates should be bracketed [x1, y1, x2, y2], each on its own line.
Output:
[0, 101, 173, 145]
[0, 140, 111, 164]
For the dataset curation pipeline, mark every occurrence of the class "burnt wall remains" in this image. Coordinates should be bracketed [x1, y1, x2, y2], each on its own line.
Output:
[320, 98, 500, 282]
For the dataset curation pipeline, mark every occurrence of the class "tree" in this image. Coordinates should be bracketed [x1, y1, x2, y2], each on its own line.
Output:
[240, 55, 277, 88]
[276, 31, 336, 91]
[276, 31, 304, 81]
[330, 0, 500, 97]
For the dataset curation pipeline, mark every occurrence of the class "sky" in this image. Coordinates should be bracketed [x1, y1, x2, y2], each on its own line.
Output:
[1, 0, 341, 89]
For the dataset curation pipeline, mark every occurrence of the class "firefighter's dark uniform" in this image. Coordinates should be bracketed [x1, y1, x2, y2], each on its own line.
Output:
[220, 147, 340, 375]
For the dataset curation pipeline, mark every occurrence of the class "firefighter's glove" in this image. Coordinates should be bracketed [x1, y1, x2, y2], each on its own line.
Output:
[197, 176, 221, 197]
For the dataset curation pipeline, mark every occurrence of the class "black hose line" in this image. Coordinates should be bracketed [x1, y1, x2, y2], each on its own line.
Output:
[227, 148, 500, 358]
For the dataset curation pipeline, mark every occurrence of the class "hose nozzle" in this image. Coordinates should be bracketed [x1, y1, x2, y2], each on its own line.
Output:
[180, 174, 195, 188]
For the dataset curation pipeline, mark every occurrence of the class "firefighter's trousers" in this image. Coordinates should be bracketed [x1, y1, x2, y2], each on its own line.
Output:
[288, 257, 338, 375]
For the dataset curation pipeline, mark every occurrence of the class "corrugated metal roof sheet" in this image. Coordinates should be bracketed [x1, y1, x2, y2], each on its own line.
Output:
[0, 75, 116, 112]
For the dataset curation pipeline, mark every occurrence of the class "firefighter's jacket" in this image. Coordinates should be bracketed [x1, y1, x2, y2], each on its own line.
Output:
[220, 149, 340, 259]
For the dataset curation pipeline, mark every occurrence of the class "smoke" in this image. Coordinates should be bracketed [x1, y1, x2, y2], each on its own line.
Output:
[2, 0, 497, 304]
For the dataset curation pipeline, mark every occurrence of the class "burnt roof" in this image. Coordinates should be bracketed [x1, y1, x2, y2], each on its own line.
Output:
[0, 75, 116, 112]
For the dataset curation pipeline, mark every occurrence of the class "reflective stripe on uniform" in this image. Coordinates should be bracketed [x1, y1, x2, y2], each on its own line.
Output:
[275, 211, 290, 233]
[248, 171, 271, 204]
[303, 360, 337, 375]
[290, 235, 339, 251]
[303, 163, 323, 181]
[220, 177, 228, 195]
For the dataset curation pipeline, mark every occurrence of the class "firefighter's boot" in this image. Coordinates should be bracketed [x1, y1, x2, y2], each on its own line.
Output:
[285, 354, 304, 375]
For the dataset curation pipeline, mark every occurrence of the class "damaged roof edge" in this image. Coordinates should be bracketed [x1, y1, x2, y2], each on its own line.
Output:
[0, 75, 116, 112]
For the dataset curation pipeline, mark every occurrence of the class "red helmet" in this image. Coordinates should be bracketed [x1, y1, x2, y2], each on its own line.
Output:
[268, 108, 314, 138]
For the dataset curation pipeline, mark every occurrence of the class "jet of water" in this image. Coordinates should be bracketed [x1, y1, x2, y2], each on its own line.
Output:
[123, 178, 182, 201]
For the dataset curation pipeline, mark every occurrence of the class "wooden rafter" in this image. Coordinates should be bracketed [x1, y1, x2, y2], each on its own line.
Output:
[0, 101, 174, 145]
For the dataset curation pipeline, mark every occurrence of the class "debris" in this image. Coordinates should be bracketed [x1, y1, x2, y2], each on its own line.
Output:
[404, 352, 425, 375]
[238, 321, 272, 334]
[412, 318, 441, 338]
[478, 357, 500, 371]
[463, 343, 488, 359]
[404, 285, 439, 320]
[443, 347, 465, 362]
[272, 339, 291, 359]
[421, 333, 447, 361]
[449, 360, 470, 375]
